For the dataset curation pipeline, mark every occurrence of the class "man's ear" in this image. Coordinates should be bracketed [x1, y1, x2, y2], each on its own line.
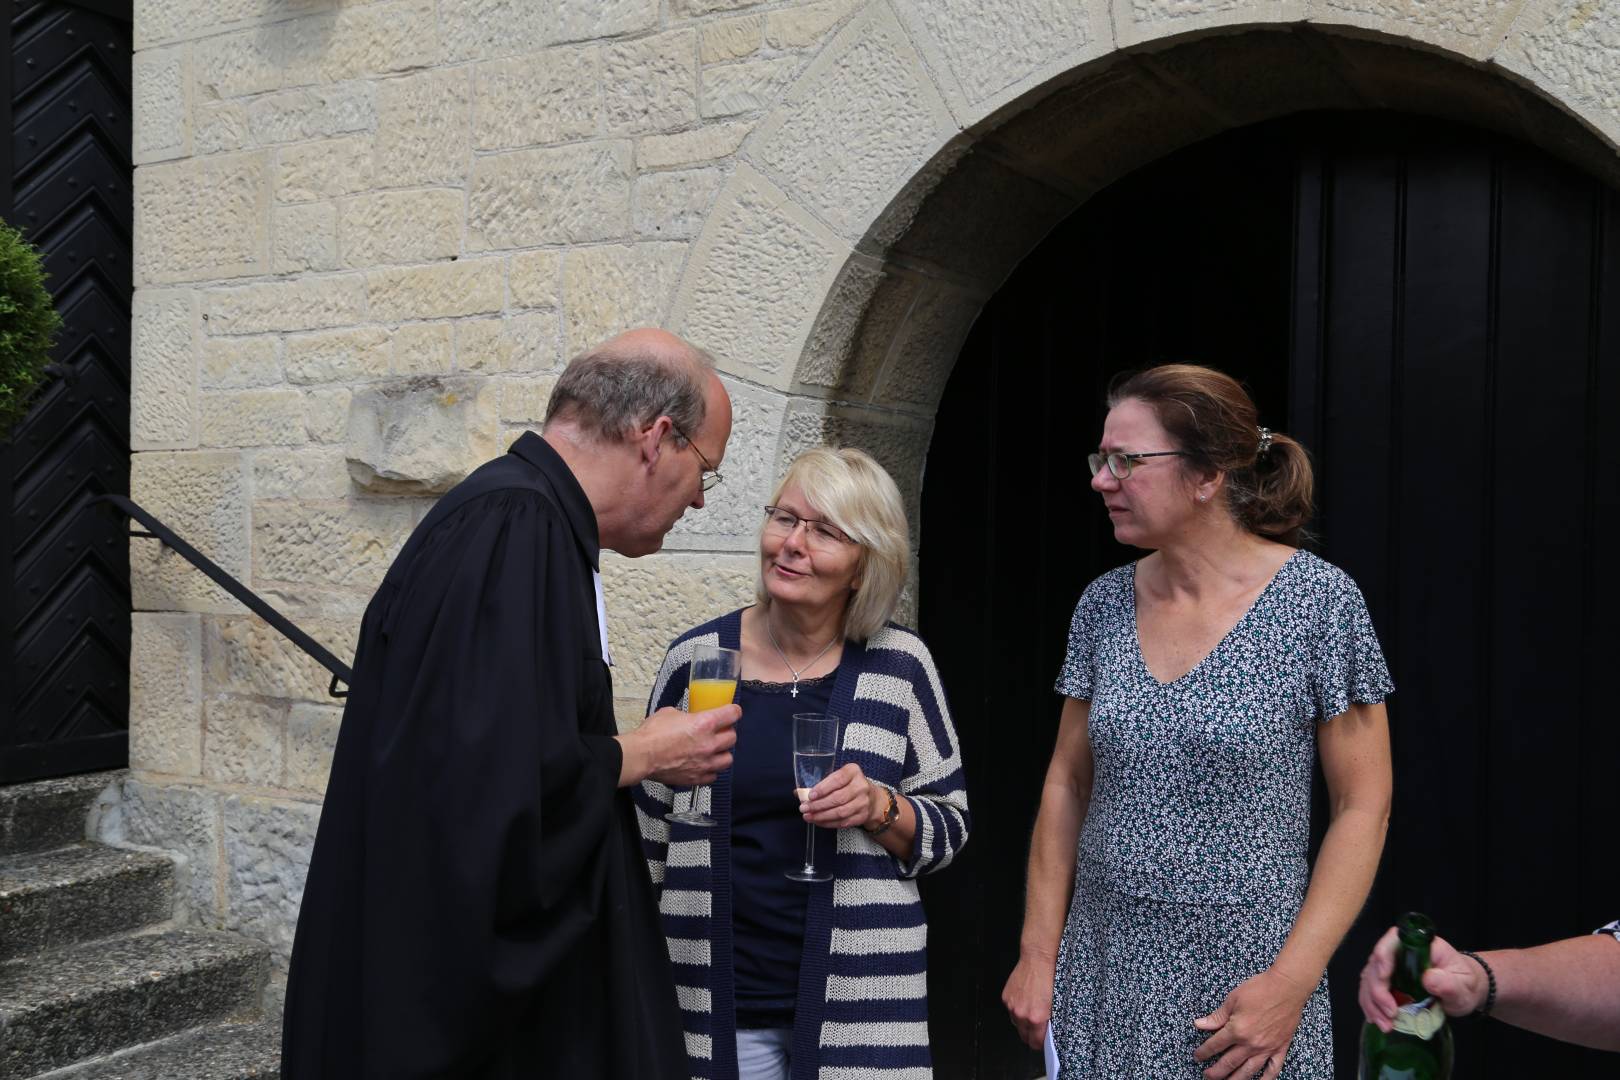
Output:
[636, 415, 674, 466]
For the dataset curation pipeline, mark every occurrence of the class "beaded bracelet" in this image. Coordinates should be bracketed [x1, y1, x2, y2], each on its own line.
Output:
[1459, 949, 1497, 1017]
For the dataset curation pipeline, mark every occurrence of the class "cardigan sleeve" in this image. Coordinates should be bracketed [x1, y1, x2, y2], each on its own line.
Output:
[870, 629, 970, 880]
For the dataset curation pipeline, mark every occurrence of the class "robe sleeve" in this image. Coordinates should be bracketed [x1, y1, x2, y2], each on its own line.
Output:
[632, 641, 693, 898]
[352, 490, 624, 1075]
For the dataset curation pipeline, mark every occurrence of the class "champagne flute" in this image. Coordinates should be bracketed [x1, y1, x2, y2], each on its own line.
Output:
[785, 712, 839, 882]
[664, 643, 740, 827]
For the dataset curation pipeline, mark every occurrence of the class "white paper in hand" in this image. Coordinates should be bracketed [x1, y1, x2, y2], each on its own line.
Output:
[1043, 1021, 1060, 1080]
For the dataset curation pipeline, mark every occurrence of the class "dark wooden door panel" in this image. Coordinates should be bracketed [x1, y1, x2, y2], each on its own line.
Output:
[2, 1, 132, 784]
[924, 112, 1619, 1078]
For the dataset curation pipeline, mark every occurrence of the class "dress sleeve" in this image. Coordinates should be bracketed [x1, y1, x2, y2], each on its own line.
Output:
[632, 641, 694, 893]
[1311, 569, 1395, 721]
[1054, 581, 1101, 701]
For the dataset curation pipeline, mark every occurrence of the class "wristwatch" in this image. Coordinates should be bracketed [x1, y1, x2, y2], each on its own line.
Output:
[864, 784, 900, 835]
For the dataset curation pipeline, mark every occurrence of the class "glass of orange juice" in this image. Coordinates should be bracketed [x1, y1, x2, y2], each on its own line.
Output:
[665, 643, 740, 827]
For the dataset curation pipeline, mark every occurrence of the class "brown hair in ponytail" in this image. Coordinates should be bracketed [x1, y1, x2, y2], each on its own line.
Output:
[1107, 364, 1314, 546]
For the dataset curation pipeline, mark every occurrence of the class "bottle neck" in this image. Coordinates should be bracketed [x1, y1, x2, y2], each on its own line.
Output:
[1392, 934, 1432, 1001]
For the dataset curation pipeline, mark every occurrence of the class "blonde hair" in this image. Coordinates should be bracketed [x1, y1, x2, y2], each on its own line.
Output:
[756, 447, 910, 642]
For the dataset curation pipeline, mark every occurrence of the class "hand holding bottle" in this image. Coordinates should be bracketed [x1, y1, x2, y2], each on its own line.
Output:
[1359, 927, 1485, 1028]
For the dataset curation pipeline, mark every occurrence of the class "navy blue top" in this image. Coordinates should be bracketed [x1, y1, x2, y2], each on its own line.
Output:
[730, 671, 836, 1029]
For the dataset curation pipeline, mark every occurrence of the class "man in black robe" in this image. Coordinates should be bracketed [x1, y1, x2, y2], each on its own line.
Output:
[281, 329, 740, 1078]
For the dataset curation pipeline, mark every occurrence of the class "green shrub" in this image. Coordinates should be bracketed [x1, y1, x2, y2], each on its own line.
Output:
[0, 219, 62, 440]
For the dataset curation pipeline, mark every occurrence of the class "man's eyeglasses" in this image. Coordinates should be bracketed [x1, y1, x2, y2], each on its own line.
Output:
[670, 421, 723, 492]
[763, 506, 859, 550]
[1087, 450, 1187, 480]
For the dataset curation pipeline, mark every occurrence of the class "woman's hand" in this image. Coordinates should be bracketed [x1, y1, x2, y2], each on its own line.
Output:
[1193, 966, 1314, 1080]
[801, 762, 880, 830]
[1001, 953, 1057, 1050]
[1359, 927, 1486, 1028]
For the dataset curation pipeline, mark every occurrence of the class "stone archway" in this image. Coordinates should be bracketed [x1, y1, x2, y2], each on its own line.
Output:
[667, 1, 1620, 557]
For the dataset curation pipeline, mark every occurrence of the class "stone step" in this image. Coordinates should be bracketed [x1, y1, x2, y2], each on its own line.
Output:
[0, 930, 269, 1078]
[0, 773, 119, 857]
[0, 845, 176, 962]
[33, 1020, 281, 1080]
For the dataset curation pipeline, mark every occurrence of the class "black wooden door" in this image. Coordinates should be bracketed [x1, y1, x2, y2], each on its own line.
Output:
[0, 0, 132, 783]
[920, 112, 1620, 1078]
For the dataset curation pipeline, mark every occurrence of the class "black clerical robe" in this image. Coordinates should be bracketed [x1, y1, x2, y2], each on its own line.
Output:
[281, 433, 686, 1079]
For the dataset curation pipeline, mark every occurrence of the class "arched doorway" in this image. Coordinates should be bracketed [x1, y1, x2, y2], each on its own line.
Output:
[919, 111, 1620, 1078]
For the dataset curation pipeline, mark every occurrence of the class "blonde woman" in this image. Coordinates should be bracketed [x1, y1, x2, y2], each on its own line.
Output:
[633, 447, 971, 1080]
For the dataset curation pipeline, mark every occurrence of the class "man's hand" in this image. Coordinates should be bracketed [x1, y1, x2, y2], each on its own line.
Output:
[617, 704, 738, 788]
[1359, 927, 1486, 1030]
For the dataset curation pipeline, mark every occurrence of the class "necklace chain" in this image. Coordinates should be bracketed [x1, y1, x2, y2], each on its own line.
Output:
[763, 612, 838, 698]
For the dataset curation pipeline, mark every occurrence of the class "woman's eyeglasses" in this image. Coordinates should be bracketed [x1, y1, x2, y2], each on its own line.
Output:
[1086, 450, 1187, 480]
[763, 506, 859, 550]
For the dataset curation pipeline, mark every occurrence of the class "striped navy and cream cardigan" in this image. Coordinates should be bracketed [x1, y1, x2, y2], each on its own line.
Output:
[632, 609, 971, 1080]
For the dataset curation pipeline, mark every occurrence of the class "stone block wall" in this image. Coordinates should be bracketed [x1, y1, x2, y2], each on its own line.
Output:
[119, 0, 1620, 994]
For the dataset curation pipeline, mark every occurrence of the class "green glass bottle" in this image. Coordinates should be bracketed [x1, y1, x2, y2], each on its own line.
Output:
[1359, 912, 1455, 1080]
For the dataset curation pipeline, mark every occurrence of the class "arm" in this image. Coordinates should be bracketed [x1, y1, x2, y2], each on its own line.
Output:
[1001, 696, 1094, 1050]
[1195, 700, 1392, 1080]
[1361, 927, 1620, 1052]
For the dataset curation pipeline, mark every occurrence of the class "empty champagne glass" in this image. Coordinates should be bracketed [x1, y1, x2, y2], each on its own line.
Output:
[785, 712, 839, 882]
[664, 643, 741, 827]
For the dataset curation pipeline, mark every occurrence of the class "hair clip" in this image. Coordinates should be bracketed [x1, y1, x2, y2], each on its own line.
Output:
[1256, 426, 1273, 456]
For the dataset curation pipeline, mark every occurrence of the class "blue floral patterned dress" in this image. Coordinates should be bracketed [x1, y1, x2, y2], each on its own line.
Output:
[1050, 550, 1394, 1078]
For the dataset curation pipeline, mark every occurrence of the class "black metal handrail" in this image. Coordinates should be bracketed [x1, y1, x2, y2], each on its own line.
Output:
[95, 494, 352, 698]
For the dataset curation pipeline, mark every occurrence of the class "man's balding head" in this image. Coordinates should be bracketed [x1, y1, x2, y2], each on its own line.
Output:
[543, 328, 716, 445]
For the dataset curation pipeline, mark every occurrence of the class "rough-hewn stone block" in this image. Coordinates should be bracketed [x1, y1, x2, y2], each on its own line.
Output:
[275, 136, 375, 203]
[130, 452, 248, 614]
[130, 614, 203, 777]
[604, 31, 698, 135]
[345, 377, 501, 493]
[339, 189, 462, 269]
[247, 83, 374, 146]
[304, 387, 353, 443]
[776, 399, 930, 532]
[285, 704, 343, 795]
[634, 167, 722, 238]
[455, 312, 558, 373]
[754, 5, 954, 240]
[192, 24, 285, 100]
[205, 615, 358, 701]
[442, 0, 657, 61]
[796, 255, 893, 395]
[253, 501, 417, 588]
[563, 243, 687, 357]
[200, 337, 280, 390]
[637, 121, 751, 169]
[600, 552, 758, 701]
[871, 283, 983, 411]
[375, 69, 472, 187]
[97, 778, 220, 922]
[134, 45, 187, 164]
[391, 323, 454, 375]
[468, 141, 633, 248]
[135, 151, 269, 284]
[510, 250, 562, 310]
[205, 277, 367, 334]
[673, 166, 845, 386]
[204, 697, 285, 787]
[367, 261, 506, 322]
[674, 0, 767, 15]
[700, 55, 801, 118]
[896, 0, 1100, 111]
[222, 796, 321, 966]
[251, 448, 353, 501]
[194, 102, 250, 155]
[284, 0, 440, 86]
[136, 0, 339, 50]
[702, 16, 762, 62]
[474, 47, 600, 149]
[283, 327, 391, 385]
[766, 0, 861, 48]
[132, 291, 198, 449]
[497, 375, 558, 423]
[1499, 0, 1620, 134]
[272, 201, 340, 274]
[199, 389, 311, 448]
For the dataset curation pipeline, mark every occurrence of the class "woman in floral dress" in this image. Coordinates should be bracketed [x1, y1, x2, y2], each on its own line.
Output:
[1002, 364, 1395, 1079]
